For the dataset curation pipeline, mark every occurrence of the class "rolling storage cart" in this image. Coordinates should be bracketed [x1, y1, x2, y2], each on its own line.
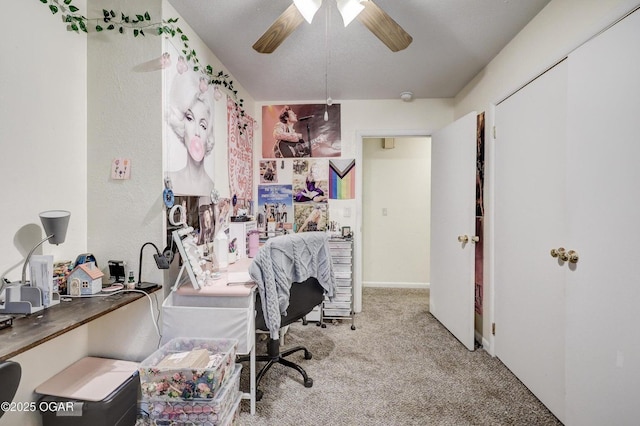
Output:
[323, 237, 356, 330]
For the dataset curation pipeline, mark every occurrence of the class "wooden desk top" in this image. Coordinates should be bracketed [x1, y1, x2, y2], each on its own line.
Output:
[0, 288, 160, 361]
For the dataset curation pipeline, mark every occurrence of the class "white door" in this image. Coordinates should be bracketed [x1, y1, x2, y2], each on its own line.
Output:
[430, 111, 477, 351]
[494, 61, 568, 421]
[565, 10, 640, 425]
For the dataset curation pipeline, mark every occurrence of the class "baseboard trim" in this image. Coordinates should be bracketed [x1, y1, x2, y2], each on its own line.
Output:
[483, 337, 491, 353]
[363, 281, 430, 289]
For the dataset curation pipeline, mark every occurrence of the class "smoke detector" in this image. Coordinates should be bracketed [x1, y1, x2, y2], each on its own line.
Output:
[400, 91, 413, 102]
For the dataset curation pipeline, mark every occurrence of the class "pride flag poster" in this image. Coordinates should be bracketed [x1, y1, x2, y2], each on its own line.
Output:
[329, 159, 356, 199]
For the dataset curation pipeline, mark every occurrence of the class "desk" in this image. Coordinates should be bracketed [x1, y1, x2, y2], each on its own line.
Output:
[0, 288, 162, 426]
[162, 258, 257, 414]
[0, 289, 159, 362]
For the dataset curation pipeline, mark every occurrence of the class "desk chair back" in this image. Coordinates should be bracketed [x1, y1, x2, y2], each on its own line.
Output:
[0, 361, 21, 418]
[254, 277, 324, 333]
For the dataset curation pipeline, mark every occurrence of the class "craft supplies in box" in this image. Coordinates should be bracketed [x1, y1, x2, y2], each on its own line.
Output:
[156, 348, 211, 369]
[146, 364, 242, 425]
[139, 337, 237, 400]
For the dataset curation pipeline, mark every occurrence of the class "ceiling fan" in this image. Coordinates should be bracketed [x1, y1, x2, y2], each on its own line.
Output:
[253, 0, 413, 54]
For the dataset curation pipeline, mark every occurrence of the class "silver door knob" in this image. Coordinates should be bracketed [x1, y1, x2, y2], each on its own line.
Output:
[458, 235, 469, 243]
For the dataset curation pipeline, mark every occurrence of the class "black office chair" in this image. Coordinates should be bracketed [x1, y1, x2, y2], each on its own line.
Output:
[0, 361, 21, 419]
[242, 277, 324, 401]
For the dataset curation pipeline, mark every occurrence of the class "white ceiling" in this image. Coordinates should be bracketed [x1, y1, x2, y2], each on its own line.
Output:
[167, 0, 551, 102]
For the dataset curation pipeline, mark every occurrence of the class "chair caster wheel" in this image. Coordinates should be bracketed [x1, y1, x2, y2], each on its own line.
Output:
[256, 389, 264, 401]
[351, 325, 356, 330]
[321, 323, 326, 328]
[304, 351, 312, 360]
[304, 378, 313, 388]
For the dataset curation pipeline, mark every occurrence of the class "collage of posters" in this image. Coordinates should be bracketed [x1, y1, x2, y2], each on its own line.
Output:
[258, 104, 355, 235]
[257, 159, 331, 234]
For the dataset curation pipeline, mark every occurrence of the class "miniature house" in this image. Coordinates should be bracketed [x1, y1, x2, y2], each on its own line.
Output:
[67, 262, 104, 296]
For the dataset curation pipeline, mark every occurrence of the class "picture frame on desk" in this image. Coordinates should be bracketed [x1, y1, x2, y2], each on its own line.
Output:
[341, 226, 351, 238]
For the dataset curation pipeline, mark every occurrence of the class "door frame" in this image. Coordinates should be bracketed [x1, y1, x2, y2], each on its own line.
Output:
[354, 129, 430, 313]
[355, 126, 495, 356]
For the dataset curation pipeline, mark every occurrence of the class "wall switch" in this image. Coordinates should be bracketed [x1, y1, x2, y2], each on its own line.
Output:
[382, 208, 388, 216]
[344, 207, 351, 218]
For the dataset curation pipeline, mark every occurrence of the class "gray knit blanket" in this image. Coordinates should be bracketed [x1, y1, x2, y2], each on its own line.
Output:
[248, 232, 336, 339]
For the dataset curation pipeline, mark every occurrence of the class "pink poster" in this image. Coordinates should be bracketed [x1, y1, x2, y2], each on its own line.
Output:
[227, 96, 254, 207]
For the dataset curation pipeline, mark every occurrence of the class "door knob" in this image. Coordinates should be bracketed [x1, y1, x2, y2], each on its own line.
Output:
[458, 235, 469, 243]
[470, 236, 480, 243]
[550, 247, 565, 258]
[568, 250, 579, 264]
[559, 249, 569, 261]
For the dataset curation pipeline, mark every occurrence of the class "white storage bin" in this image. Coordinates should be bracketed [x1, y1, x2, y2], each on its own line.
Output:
[162, 291, 254, 354]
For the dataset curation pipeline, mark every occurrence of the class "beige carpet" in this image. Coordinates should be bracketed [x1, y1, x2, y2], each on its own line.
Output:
[237, 287, 562, 426]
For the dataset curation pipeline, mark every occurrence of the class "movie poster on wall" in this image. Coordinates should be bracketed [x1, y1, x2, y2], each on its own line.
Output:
[261, 104, 341, 158]
[257, 185, 293, 233]
[164, 43, 216, 197]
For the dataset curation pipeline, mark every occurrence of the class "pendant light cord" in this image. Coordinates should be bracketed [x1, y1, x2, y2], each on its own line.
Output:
[324, 3, 331, 120]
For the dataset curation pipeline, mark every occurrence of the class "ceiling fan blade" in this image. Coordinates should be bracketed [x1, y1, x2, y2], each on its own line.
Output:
[253, 4, 306, 54]
[356, 1, 413, 52]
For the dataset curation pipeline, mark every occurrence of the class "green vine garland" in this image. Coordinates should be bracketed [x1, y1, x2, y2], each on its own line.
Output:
[40, 0, 248, 133]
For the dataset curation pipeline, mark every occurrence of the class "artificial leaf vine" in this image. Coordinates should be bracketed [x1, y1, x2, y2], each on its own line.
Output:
[40, 0, 248, 133]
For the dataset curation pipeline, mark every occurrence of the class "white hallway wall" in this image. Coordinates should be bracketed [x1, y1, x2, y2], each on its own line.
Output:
[362, 136, 431, 288]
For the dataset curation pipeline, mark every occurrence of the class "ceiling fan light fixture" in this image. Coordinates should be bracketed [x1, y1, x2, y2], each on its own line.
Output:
[293, 0, 322, 24]
[336, 0, 365, 26]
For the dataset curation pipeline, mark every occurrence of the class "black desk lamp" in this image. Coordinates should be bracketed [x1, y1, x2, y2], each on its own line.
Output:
[137, 242, 170, 290]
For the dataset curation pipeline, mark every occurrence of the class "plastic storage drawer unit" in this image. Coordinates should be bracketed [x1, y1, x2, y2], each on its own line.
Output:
[36, 357, 140, 426]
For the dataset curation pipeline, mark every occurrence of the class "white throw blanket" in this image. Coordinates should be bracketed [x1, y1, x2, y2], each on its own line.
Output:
[248, 232, 336, 339]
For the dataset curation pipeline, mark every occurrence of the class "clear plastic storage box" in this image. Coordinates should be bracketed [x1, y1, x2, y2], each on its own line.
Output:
[146, 364, 242, 425]
[139, 338, 238, 401]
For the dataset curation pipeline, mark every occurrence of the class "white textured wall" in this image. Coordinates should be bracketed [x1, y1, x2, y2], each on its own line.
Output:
[87, 0, 164, 290]
[0, 0, 87, 282]
[85, 0, 165, 361]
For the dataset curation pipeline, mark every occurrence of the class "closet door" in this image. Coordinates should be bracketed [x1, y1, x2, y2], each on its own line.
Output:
[565, 10, 640, 425]
[494, 61, 568, 421]
[430, 111, 477, 351]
